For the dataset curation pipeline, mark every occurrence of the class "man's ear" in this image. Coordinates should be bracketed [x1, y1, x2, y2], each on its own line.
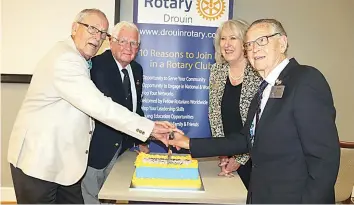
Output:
[109, 39, 114, 49]
[72, 22, 78, 36]
[279, 35, 288, 54]
[135, 46, 140, 54]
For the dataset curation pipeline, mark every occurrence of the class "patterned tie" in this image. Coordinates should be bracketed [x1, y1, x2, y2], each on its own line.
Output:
[87, 60, 92, 70]
[256, 80, 269, 126]
[250, 80, 269, 145]
[122, 69, 133, 111]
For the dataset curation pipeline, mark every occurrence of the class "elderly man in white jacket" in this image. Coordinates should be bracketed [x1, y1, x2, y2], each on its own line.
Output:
[7, 8, 175, 204]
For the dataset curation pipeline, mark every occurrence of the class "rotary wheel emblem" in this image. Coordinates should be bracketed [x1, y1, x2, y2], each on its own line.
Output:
[197, 0, 226, 21]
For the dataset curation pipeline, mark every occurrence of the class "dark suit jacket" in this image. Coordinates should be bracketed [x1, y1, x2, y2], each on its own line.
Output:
[88, 50, 145, 169]
[190, 58, 340, 203]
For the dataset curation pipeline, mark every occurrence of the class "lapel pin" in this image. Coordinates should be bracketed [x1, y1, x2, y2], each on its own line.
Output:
[275, 79, 282, 85]
[271, 79, 285, 99]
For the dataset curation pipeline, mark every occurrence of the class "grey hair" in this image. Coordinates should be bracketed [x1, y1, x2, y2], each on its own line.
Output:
[214, 19, 249, 64]
[248, 19, 289, 53]
[111, 21, 140, 43]
[74, 8, 107, 23]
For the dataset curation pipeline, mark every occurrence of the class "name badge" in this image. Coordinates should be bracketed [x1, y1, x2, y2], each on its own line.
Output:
[270, 85, 285, 98]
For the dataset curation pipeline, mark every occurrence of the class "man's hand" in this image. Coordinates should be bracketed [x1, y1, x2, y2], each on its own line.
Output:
[154, 121, 175, 129]
[138, 144, 150, 154]
[168, 131, 190, 150]
[153, 121, 184, 135]
[150, 121, 184, 146]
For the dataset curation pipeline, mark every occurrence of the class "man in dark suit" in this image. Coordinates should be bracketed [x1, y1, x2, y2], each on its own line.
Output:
[169, 19, 340, 204]
[81, 21, 149, 204]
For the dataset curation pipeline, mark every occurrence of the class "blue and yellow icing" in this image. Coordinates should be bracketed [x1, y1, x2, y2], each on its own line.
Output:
[132, 153, 201, 189]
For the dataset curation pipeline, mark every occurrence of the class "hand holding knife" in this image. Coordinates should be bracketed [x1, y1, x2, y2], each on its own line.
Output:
[167, 131, 175, 164]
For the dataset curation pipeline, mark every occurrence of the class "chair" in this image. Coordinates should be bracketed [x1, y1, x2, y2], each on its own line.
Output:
[335, 141, 354, 203]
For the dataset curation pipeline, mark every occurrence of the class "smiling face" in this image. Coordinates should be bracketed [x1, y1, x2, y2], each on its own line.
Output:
[71, 12, 109, 60]
[219, 26, 245, 65]
[110, 26, 139, 67]
[245, 23, 287, 77]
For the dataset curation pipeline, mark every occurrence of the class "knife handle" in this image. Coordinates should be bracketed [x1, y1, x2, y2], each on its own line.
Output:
[169, 131, 175, 140]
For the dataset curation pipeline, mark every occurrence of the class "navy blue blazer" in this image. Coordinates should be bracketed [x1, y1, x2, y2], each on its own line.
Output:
[189, 58, 340, 203]
[88, 50, 145, 169]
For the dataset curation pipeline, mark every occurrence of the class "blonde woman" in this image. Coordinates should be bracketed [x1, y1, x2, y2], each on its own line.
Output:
[208, 19, 261, 189]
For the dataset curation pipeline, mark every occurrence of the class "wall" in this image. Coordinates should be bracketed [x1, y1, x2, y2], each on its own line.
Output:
[1, 84, 28, 187]
[1, 0, 115, 75]
[1, 0, 354, 189]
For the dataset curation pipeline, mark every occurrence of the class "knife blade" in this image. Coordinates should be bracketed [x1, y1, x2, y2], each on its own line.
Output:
[167, 131, 175, 164]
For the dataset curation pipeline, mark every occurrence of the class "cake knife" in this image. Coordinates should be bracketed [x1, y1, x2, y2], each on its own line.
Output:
[167, 131, 175, 164]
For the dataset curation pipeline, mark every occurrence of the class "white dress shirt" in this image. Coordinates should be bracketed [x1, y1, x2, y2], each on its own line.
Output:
[250, 58, 290, 139]
[115, 60, 137, 113]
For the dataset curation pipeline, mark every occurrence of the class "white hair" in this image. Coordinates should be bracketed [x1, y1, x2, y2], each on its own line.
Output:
[111, 21, 140, 43]
[248, 19, 289, 54]
[73, 8, 107, 23]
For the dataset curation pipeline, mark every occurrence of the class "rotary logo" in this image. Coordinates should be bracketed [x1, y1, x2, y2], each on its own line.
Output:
[197, 0, 226, 21]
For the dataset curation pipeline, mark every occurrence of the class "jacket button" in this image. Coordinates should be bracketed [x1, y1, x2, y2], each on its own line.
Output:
[252, 163, 257, 168]
[115, 143, 119, 147]
[85, 150, 88, 154]
[89, 131, 93, 134]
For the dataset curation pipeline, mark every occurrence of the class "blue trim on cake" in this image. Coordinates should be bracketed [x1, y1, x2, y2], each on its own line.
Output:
[136, 167, 199, 179]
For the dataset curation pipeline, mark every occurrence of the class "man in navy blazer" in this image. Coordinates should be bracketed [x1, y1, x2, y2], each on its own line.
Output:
[81, 21, 149, 204]
[169, 19, 340, 204]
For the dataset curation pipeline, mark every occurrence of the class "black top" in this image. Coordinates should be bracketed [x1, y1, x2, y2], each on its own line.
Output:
[221, 77, 243, 136]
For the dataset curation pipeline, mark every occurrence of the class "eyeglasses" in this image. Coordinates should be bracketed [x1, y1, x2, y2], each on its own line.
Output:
[110, 36, 140, 48]
[244, 33, 281, 51]
[77, 22, 108, 40]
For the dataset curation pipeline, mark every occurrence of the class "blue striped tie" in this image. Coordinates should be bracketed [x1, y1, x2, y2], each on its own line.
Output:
[250, 80, 268, 145]
[256, 80, 269, 126]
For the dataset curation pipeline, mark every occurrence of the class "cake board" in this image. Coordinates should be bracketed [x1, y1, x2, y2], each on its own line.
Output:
[129, 153, 205, 193]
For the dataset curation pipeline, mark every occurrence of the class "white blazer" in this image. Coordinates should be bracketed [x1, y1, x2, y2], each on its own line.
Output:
[7, 37, 154, 185]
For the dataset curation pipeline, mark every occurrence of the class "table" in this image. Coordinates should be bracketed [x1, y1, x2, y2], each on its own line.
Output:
[99, 151, 247, 204]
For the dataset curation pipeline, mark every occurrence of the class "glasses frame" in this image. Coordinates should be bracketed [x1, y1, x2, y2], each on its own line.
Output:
[77, 22, 108, 40]
[110, 36, 140, 49]
[244, 33, 281, 51]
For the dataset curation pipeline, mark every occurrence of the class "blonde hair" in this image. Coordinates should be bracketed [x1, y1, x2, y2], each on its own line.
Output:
[111, 21, 140, 43]
[214, 19, 249, 64]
